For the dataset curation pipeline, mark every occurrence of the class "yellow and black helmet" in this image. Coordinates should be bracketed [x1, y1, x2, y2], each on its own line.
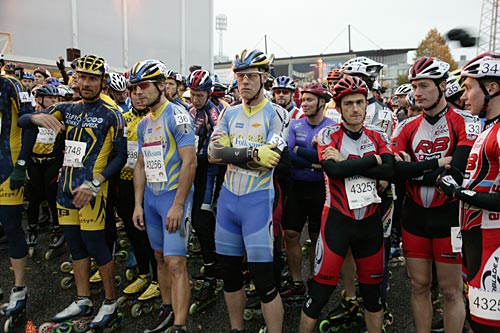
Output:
[232, 49, 270, 73]
[75, 54, 107, 76]
[129, 59, 167, 84]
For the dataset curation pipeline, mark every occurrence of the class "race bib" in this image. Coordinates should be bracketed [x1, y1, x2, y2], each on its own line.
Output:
[19, 92, 31, 103]
[269, 134, 286, 152]
[174, 113, 191, 126]
[36, 127, 56, 144]
[345, 175, 381, 210]
[126, 141, 139, 169]
[143, 144, 167, 183]
[450, 226, 462, 253]
[228, 164, 259, 178]
[469, 286, 500, 320]
[466, 121, 481, 137]
[380, 110, 392, 121]
[63, 140, 87, 167]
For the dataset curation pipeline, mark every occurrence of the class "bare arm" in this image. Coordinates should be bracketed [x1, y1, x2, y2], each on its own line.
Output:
[132, 154, 146, 231]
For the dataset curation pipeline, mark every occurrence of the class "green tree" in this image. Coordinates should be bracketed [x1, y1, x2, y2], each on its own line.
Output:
[415, 28, 458, 70]
[397, 74, 409, 86]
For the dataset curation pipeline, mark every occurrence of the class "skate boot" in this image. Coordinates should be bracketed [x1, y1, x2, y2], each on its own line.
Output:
[45, 226, 65, 260]
[52, 297, 93, 322]
[90, 271, 122, 294]
[1, 286, 27, 332]
[189, 279, 218, 314]
[124, 247, 138, 281]
[131, 281, 161, 317]
[88, 300, 123, 331]
[318, 292, 364, 333]
[26, 224, 38, 257]
[165, 325, 187, 333]
[117, 275, 149, 308]
[383, 303, 394, 327]
[244, 284, 261, 321]
[143, 303, 174, 333]
[280, 281, 306, 307]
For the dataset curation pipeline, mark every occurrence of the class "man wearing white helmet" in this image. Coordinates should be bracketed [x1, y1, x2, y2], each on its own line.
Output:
[394, 83, 412, 122]
[392, 56, 480, 333]
[107, 72, 131, 112]
[271, 76, 304, 120]
[437, 52, 500, 333]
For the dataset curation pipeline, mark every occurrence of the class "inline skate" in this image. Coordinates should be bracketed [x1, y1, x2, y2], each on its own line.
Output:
[37, 297, 93, 333]
[280, 281, 306, 308]
[45, 226, 65, 260]
[189, 279, 221, 314]
[26, 224, 38, 258]
[0, 287, 27, 332]
[130, 281, 162, 318]
[318, 292, 364, 333]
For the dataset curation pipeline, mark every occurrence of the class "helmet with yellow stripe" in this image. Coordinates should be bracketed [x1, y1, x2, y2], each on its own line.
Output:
[76, 54, 107, 76]
[129, 59, 168, 84]
[232, 49, 270, 73]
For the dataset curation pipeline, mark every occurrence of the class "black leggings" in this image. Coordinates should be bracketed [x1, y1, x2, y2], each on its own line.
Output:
[117, 179, 157, 280]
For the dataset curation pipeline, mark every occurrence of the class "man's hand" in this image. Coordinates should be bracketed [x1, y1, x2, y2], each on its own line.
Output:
[436, 174, 461, 198]
[438, 156, 453, 167]
[166, 203, 184, 234]
[72, 180, 99, 208]
[32, 113, 65, 132]
[397, 151, 412, 162]
[322, 147, 344, 162]
[252, 144, 280, 168]
[133, 205, 145, 231]
[9, 163, 27, 190]
[56, 56, 65, 71]
[211, 131, 230, 146]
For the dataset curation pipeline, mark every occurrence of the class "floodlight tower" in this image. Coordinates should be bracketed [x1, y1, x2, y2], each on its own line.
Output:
[216, 14, 227, 57]
[478, 0, 500, 53]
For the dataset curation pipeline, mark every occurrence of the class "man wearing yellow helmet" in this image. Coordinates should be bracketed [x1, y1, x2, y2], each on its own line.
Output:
[18, 54, 127, 331]
[208, 49, 289, 333]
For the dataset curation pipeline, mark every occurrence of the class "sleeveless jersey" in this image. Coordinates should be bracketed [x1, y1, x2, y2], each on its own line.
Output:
[391, 108, 480, 208]
[318, 124, 392, 220]
[214, 99, 289, 196]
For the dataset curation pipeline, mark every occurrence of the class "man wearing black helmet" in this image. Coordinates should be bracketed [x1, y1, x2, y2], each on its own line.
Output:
[208, 49, 289, 333]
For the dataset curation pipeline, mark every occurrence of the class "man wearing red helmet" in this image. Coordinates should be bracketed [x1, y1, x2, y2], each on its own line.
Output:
[391, 57, 479, 333]
[324, 69, 342, 123]
[437, 52, 500, 332]
[300, 76, 394, 333]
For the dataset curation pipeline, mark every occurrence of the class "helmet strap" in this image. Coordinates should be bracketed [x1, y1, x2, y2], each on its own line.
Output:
[424, 81, 444, 111]
[478, 79, 500, 118]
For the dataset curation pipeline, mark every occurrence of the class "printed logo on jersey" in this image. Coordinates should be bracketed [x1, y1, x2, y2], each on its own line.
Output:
[318, 125, 341, 146]
[481, 247, 500, 292]
[236, 122, 244, 129]
[314, 233, 324, 276]
[252, 123, 262, 128]
[359, 138, 375, 152]
[81, 117, 104, 129]
[415, 137, 450, 161]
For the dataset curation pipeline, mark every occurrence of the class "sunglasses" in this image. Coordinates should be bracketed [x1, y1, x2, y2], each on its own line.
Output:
[235, 71, 262, 80]
[274, 89, 291, 95]
[129, 81, 154, 91]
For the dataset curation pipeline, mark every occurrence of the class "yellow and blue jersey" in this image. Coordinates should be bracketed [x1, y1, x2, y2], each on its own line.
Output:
[120, 108, 148, 181]
[0, 75, 34, 205]
[215, 99, 289, 196]
[45, 96, 126, 204]
[137, 100, 195, 195]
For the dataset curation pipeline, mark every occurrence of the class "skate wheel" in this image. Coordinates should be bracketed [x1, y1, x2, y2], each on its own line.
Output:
[199, 266, 205, 274]
[243, 309, 253, 321]
[116, 296, 128, 307]
[189, 302, 198, 315]
[38, 322, 54, 333]
[29, 247, 35, 258]
[4, 317, 12, 332]
[131, 303, 142, 318]
[60, 276, 73, 289]
[73, 319, 90, 333]
[114, 275, 122, 287]
[59, 261, 73, 273]
[143, 304, 153, 314]
[125, 269, 137, 282]
[115, 250, 128, 262]
[318, 320, 330, 333]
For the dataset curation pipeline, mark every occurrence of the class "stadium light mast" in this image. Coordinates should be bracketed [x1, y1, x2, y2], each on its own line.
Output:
[216, 14, 227, 57]
[478, 0, 500, 53]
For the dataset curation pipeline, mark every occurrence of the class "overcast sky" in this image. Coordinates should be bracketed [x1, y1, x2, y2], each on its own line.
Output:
[213, 0, 483, 63]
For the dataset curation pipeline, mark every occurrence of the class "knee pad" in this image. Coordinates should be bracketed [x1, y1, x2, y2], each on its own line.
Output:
[81, 230, 113, 266]
[248, 262, 278, 303]
[218, 254, 244, 292]
[62, 225, 88, 261]
[302, 279, 335, 319]
[359, 283, 383, 312]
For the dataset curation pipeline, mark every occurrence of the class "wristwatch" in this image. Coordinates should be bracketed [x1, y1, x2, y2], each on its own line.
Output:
[91, 179, 101, 187]
[17, 160, 26, 167]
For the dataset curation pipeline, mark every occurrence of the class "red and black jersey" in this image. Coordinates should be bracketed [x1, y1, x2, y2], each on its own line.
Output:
[391, 108, 478, 208]
[318, 124, 393, 220]
[460, 122, 500, 231]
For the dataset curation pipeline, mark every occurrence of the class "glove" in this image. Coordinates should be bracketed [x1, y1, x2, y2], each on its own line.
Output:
[436, 174, 461, 198]
[9, 163, 27, 190]
[252, 145, 280, 169]
[79, 180, 100, 197]
[217, 134, 231, 147]
[56, 58, 65, 71]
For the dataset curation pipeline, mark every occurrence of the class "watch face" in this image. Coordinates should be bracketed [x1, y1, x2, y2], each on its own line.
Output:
[17, 160, 26, 166]
[92, 179, 100, 187]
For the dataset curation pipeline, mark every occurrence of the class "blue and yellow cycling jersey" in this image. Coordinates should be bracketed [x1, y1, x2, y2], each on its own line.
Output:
[0, 75, 34, 205]
[214, 99, 289, 196]
[137, 100, 195, 195]
[45, 96, 126, 203]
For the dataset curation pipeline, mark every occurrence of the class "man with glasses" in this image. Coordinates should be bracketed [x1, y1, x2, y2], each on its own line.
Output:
[208, 49, 289, 333]
[130, 59, 196, 333]
[271, 76, 304, 120]
[324, 69, 343, 123]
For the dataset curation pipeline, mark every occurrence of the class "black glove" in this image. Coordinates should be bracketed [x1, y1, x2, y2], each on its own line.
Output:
[9, 163, 27, 190]
[436, 174, 462, 198]
[56, 58, 65, 71]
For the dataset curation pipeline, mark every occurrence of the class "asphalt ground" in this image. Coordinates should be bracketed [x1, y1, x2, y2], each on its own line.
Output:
[0, 221, 418, 333]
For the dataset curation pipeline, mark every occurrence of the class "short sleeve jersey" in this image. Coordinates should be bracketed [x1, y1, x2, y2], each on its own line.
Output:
[120, 109, 147, 181]
[460, 121, 500, 231]
[0, 75, 34, 205]
[365, 97, 396, 138]
[214, 99, 289, 196]
[391, 108, 480, 208]
[189, 100, 219, 155]
[318, 124, 392, 220]
[46, 96, 126, 201]
[137, 100, 195, 195]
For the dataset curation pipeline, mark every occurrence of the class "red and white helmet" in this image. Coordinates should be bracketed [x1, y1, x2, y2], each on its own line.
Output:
[461, 52, 500, 79]
[332, 76, 368, 103]
[408, 57, 450, 81]
[341, 57, 384, 78]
